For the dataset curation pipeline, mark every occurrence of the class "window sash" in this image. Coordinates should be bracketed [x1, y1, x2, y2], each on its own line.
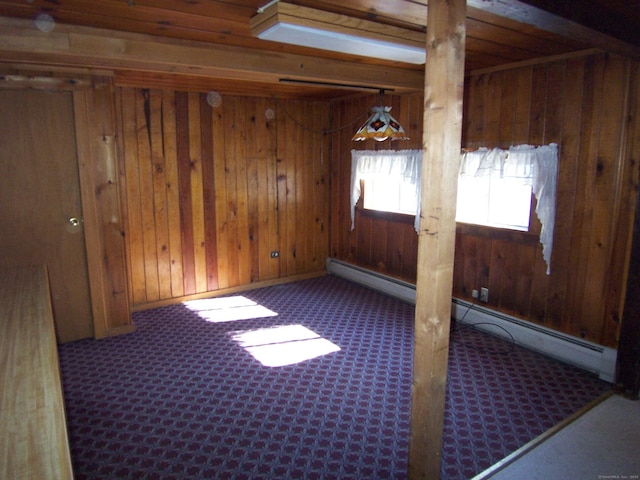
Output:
[456, 175, 532, 232]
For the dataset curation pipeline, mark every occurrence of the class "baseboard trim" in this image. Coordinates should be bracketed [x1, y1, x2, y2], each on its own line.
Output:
[325, 258, 616, 382]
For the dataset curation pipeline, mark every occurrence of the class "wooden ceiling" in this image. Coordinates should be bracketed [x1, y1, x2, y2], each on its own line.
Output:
[0, 0, 639, 99]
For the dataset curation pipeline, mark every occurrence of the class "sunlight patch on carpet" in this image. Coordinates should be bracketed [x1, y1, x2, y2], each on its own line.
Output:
[230, 324, 341, 367]
[183, 296, 278, 323]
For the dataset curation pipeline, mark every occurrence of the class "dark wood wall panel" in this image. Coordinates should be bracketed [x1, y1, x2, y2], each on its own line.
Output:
[330, 52, 640, 348]
[459, 53, 640, 346]
[118, 88, 330, 307]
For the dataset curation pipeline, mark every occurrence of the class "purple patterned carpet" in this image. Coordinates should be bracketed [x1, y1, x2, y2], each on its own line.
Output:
[58, 275, 610, 479]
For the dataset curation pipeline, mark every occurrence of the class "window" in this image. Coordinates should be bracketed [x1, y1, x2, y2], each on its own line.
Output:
[455, 145, 558, 273]
[362, 175, 419, 216]
[456, 175, 533, 231]
[350, 149, 422, 231]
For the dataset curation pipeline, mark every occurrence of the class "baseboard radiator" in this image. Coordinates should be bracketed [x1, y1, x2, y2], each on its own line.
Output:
[325, 258, 617, 383]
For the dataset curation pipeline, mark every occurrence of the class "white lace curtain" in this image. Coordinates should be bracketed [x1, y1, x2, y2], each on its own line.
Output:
[459, 143, 558, 274]
[350, 149, 423, 232]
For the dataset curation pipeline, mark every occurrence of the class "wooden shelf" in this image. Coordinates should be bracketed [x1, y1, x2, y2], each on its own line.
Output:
[0, 265, 73, 480]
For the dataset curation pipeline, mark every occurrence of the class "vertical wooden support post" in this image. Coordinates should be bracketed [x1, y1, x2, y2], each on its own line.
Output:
[408, 0, 466, 478]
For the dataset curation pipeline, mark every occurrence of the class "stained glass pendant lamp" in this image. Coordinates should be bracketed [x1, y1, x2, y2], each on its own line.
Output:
[352, 104, 409, 142]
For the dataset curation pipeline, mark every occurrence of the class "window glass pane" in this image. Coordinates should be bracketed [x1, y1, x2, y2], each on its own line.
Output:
[456, 176, 490, 225]
[363, 176, 417, 216]
[487, 179, 532, 230]
[362, 169, 532, 232]
[456, 176, 532, 231]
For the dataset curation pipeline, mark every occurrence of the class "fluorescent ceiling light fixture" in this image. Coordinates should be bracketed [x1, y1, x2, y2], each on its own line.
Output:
[251, 2, 426, 65]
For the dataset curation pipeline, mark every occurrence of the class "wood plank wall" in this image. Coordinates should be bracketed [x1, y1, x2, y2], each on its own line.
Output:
[330, 52, 640, 348]
[117, 89, 330, 307]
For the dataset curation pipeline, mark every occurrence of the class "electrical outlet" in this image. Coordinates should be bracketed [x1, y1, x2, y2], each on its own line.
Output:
[472, 289, 479, 299]
[480, 287, 489, 303]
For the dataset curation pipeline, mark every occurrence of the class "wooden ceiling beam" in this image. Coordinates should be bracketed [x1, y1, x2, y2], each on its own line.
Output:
[465, 17, 581, 55]
[467, 0, 640, 60]
[291, 0, 429, 30]
[0, 0, 253, 43]
[0, 16, 424, 93]
[514, 0, 640, 47]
